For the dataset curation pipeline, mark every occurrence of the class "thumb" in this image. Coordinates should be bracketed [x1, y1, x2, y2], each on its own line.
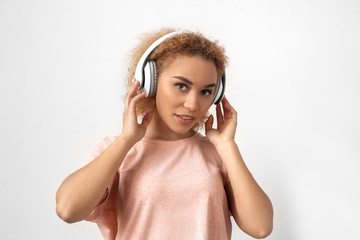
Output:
[140, 111, 153, 129]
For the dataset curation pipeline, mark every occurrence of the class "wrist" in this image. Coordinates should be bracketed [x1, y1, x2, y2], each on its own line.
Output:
[115, 133, 138, 150]
[214, 139, 237, 154]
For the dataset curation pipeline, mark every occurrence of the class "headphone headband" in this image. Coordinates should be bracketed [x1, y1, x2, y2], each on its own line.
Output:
[134, 31, 183, 89]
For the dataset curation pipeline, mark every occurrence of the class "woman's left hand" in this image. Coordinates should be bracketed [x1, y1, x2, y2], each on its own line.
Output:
[205, 96, 237, 147]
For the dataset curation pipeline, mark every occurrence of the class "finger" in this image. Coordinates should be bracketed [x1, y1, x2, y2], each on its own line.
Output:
[140, 111, 153, 129]
[222, 96, 236, 120]
[128, 91, 146, 112]
[222, 96, 233, 109]
[125, 80, 141, 107]
[205, 114, 214, 135]
[216, 103, 224, 127]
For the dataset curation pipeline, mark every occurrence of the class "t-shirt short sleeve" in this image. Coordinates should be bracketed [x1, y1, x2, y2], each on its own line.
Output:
[202, 137, 230, 186]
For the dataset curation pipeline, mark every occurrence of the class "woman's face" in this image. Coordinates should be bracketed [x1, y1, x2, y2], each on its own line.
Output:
[151, 55, 218, 140]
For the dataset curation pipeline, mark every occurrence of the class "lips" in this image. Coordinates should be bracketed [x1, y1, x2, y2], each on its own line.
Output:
[175, 114, 195, 124]
[178, 115, 192, 120]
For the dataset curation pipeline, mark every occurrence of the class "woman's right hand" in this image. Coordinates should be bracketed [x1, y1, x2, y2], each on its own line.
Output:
[56, 79, 151, 223]
[121, 79, 153, 144]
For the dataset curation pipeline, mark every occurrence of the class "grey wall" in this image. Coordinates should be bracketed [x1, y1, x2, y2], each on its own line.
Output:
[1, 0, 359, 239]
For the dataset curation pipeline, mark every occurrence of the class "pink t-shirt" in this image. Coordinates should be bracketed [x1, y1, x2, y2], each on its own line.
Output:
[84, 132, 232, 240]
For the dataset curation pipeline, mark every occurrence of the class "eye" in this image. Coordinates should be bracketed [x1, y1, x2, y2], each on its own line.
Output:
[175, 83, 188, 91]
[201, 89, 212, 96]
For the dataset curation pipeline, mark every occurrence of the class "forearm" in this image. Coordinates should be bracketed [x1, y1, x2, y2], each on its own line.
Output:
[216, 141, 273, 237]
[56, 134, 134, 223]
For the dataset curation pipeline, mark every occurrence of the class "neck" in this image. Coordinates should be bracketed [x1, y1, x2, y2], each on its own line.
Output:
[144, 111, 195, 141]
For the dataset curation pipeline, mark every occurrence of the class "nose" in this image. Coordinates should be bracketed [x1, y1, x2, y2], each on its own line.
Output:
[183, 92, 199, 112]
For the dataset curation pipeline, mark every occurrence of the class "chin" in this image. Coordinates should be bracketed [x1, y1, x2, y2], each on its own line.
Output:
[171, 125, 195, 135]
[165, 117, 200, 136]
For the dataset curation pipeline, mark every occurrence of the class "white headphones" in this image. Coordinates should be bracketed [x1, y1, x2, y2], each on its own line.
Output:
[134, 31, 226, 105]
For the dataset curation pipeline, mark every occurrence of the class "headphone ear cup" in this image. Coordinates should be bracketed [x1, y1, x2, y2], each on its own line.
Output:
[213, 73, 226, 105]
[148, 61, 158, 97]
[143, 61, 158, 97]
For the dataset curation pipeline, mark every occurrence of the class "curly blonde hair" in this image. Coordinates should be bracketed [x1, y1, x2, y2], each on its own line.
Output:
[125, 28, 228, 130]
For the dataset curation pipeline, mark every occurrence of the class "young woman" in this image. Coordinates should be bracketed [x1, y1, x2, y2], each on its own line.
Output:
[56, 28, 273, 240]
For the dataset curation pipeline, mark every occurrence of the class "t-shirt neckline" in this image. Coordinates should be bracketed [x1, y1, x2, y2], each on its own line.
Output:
[141, 132, 202, 146]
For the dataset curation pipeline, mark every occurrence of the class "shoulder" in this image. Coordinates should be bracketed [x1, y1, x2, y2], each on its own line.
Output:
[191, 133, 222, 161]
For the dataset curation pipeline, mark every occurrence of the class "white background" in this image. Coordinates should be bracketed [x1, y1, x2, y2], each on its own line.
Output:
[1, 0, 359, 239]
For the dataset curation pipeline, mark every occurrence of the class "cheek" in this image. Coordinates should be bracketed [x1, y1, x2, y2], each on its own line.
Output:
[156, 83, 178, 108]
[201, 97, 213, 110]
[195, 100, 211, 118]
[201, 103, 212, 115]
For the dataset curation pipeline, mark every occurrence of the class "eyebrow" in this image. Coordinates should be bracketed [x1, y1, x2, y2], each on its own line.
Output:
[172, 76, 216, 88]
